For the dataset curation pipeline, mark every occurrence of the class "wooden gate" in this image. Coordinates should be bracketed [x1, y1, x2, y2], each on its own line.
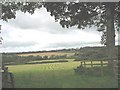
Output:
[74, 60, 108, 76]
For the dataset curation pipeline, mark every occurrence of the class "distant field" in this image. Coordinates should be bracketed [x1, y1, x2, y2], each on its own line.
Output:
[26, 59, 107, 65]
[26, 59, 74, 64]
[17, 52, 74, 57]
[8, 61, 117, 88]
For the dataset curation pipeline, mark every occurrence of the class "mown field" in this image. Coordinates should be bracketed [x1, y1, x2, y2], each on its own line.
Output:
[8, 61, 118, 88]
[17, 52, 74, 57]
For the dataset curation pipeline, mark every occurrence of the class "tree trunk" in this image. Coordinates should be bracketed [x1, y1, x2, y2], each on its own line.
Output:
[106, 3, 115, 67]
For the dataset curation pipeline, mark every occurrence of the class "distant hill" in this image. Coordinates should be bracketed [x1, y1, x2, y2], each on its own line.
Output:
[11, 45, 119, 60]
[2, 46, 119, 65]
[3, 45, 119, 55]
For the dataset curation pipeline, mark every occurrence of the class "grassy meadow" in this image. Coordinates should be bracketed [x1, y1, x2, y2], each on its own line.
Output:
[4, 47, 119, 88]
[8, 61, 118, 88]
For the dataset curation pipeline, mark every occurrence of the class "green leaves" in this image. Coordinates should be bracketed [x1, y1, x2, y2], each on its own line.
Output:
[1, 2, 120, 46]
[1, 2, 119, 30]
[1, 2, 43, 21]
[44, 2, 120, 31]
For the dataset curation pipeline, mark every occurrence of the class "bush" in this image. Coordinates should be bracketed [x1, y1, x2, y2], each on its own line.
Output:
[74, 66, 114, 77]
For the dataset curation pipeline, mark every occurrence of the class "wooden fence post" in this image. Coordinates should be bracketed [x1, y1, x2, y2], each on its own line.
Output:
[91, 61, 93, 71]
[84, 61, 86, 67]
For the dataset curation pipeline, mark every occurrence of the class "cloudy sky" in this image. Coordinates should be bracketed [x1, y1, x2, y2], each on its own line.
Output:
[0, 7, 119, 53]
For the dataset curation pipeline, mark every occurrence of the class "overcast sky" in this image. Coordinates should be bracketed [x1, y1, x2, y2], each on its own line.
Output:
[0, 7, 119, 53]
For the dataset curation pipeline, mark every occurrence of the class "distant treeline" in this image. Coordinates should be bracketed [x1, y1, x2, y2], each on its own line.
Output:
[2, 45, 120, 55]
[74, 46, 119, 61]
[6, 48, 77, 54]
[2, 46, 119, 65]
[2, 53, 69, 65]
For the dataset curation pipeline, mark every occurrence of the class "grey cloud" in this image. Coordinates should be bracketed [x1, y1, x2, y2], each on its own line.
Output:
[7, 14, 43, 30]
[2, 7, 100, 35]
[45, 41, 100, 49]
[2, 41, 37, 48]
[118, 37, 120, 45]
[8, 8, 55, 30]
[0, 7, 109, 52]
[115, 31, 120, 45]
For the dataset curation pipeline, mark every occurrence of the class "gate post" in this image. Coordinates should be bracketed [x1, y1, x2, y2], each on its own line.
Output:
[2, 65, 14, 88]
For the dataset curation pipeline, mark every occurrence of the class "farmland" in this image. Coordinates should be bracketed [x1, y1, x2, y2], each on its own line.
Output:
[3, 47, 119, 88]
[17, 52, 74, 57]
[8, 61, 118, 88]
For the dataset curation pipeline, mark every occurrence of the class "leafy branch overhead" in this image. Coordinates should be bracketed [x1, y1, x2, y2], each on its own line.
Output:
[2, 2, 42, 21]
[43, 2, 120, 30]
[2, 2, 120, 29]
[1, 2, 120, 45]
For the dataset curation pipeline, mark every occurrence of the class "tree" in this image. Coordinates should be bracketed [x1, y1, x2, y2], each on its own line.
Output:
[43, 2, 120, 66]
[42, 56, 48, 60]
[1, 2, 42, 21]
[1, 2, 120, 66]
[0, 25, 3, 44]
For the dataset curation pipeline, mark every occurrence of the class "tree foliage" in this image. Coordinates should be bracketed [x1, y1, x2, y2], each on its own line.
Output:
[43, 2, 120, 46]
[1, 2, 120, 29]
[1, 2, 120, 46]
[43, 2, 120, 30]
[1, 2, 42, 21]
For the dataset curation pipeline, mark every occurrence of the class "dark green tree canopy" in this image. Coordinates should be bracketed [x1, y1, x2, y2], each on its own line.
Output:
[43, 2, 120, 30]
[1, 2, 120, 30]
[2, 2, 42, 21]
[1, 2, 120, 45]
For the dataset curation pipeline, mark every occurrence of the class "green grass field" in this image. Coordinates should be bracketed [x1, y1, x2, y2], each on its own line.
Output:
[26, 59, 74, 64]
[8, 61, 118, 88]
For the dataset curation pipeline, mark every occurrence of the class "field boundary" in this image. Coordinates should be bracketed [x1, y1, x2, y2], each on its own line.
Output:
[74, 60, 108, 76]
[81, 60, 108, 68]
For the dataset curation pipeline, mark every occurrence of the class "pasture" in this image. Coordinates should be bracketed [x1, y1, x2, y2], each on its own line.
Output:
[8, 61, 118, 88]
